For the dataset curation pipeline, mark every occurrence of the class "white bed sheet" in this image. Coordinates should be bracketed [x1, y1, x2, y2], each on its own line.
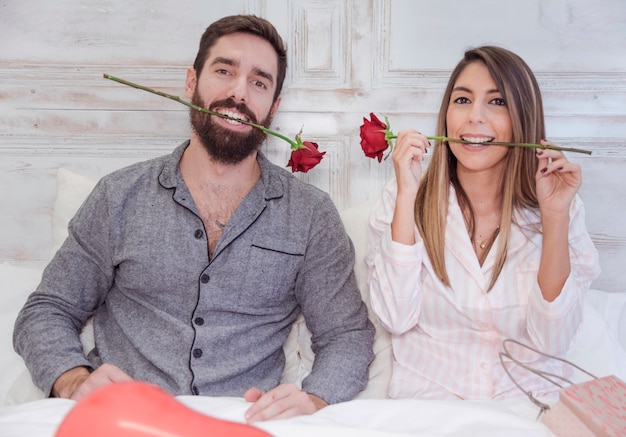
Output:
[0, 395, 553, 437]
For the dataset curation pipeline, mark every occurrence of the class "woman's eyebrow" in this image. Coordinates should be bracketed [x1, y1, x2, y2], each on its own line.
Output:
[452, 86, 501, 94]
[452, 85, 472, 93]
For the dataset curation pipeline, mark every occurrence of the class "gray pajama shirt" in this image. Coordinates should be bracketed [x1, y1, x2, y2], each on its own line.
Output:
[14, 141, 374, 404]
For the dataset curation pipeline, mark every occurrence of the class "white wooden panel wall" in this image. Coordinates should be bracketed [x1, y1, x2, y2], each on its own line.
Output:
[1, 0, 625, 291]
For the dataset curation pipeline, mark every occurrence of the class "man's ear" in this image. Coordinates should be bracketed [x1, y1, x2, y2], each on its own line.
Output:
[185, 68, 197, 99]
[270, 96, 281, 118]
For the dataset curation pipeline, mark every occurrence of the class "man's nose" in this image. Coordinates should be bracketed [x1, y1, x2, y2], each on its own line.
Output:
[228, 76, 248, 103]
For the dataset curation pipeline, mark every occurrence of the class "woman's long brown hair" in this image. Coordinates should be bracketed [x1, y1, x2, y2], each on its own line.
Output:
[415, 46, 544, 291]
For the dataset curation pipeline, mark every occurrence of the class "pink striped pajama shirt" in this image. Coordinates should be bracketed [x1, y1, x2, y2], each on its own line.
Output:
[366, 180, 600, 400]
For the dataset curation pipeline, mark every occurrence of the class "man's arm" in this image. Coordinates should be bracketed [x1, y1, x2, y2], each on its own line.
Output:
[295, 194, 375, 404]
[13, 179, 115, 396]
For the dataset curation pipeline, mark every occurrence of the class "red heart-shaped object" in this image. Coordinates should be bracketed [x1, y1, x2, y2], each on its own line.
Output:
[55, 381, 271, 437]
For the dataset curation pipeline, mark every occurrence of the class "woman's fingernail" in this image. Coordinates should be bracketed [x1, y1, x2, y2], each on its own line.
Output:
[537, 150, 544, 156]
[540, 167, 547, 174]
[557, 166, 563, 171]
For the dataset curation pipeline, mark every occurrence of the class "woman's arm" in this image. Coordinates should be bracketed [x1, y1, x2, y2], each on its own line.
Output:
[526, 195, 600, 354]
[366, 130, 430, 334]
[526, 143, 600, 353]
[366, 180, 424, 335]
[535, 143, 582, 301]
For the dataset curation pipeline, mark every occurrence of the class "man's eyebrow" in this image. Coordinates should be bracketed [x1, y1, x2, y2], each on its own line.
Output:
[254, 68, 274, 85]
[211, 56, 238, 67]
[210, 57, 274, 85]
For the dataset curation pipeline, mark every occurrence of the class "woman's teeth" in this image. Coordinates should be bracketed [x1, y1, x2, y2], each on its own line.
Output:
[461, 136, 494, 146]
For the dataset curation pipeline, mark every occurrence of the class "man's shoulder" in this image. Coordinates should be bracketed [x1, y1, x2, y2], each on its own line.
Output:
[100, 144, 182, 189]
[103, 156, 163, 179]
[282, 171, 328, 200]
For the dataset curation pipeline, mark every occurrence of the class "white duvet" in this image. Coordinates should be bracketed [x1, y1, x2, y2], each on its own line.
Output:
[0, 395, 552, 437]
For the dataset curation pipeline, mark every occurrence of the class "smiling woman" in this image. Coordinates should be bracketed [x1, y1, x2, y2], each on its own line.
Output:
[365, 45, 601, 401]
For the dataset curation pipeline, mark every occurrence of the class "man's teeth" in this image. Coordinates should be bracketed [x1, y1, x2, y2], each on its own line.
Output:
[218, 110, 248, 125]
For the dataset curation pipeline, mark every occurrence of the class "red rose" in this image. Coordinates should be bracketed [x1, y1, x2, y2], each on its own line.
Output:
[360, 113, 389, 162]
[287, 141, 326, 173]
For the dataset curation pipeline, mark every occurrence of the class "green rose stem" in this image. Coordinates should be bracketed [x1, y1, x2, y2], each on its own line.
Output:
[103, 74, 305, 150]
[385, 134, 592, 155]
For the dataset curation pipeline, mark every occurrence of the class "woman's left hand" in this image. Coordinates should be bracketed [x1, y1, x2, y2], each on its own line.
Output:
[535, 140, 582, 215]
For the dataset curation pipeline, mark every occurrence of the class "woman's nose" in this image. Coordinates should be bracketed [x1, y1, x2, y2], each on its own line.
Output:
[468, 103, 485, 124]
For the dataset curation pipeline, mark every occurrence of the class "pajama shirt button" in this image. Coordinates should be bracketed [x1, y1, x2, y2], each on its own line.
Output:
[194, 317, 204, 326]
[194, 229, 204, 239]
[200, 274, 209, 283]
[193, 348, 203, 358]
[192, 386, 199, 395]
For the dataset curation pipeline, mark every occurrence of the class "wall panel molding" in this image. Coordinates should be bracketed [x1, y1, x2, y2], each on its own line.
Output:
[289, 0, 351, 88]
[1, 0, 625, 290]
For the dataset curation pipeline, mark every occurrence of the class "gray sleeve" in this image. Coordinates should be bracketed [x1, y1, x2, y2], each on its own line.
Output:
[296, 194, 375, 404]
[13, 179, 114, 395]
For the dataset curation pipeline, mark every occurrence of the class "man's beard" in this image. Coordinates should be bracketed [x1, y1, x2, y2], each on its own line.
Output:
[190, 90, 272, 165]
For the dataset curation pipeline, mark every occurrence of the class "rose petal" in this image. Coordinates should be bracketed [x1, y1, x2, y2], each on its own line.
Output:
[359, 113, 389, 162]
[287, 141, 326, 173]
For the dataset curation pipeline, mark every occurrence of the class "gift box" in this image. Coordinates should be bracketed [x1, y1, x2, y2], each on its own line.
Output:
[542, 375, 626, 436]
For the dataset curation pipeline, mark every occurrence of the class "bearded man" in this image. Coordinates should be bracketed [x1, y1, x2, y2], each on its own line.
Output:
[13, 15, 374, 422]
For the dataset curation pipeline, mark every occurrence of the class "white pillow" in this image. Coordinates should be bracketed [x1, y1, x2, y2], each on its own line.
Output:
[281, 200, 393, 399]
[568, 290, 626, 381]
[585, 289, 626, 353]
[340, 200, 393, 398]
[2, 169, 97, 405]
[51, 168, 97, 256]
[0, 168, 96, 404]
[0, 263, 43, 405]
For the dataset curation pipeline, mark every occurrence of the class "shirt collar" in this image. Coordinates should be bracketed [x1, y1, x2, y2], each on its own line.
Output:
[157, 140, 285, 202]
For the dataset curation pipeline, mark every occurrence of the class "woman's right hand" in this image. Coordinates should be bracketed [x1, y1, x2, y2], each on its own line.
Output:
[392, 129, 429, 198]
[390, 129, 429, 245]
